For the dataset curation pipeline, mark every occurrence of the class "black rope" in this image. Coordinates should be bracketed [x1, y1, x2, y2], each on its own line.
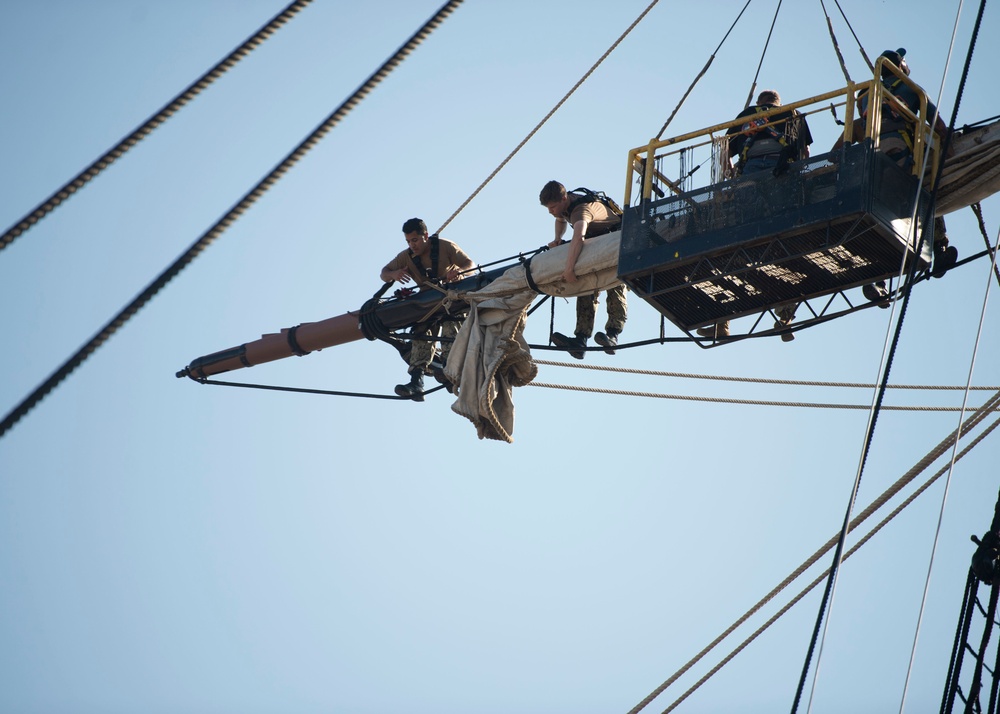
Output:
[0, 0, 466, 441]
[791, 4, 988, 709]
[0, 0, 314, 254]
[943, 570, 981, 714]
[195, 376, 446, 400]
[971, 203, 1000, 288]
[743, 0, 784, 111]
[831, 0, 874, 72]
[655, 0, 752, 140]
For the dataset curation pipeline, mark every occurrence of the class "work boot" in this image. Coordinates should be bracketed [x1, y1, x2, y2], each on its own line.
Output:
[394, 370, 425, 401]
[774, 306, 796, 343]
[551, 332, 587, 359]
[862, 281, 890, 308]
[932, 239, 958, 278]
[594, 330, 619, 355]
[696, 321, 730, 339]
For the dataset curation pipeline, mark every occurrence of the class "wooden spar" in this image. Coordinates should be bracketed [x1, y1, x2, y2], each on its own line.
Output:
[176, 312, 365, 380]
[176, 265, 510, 380]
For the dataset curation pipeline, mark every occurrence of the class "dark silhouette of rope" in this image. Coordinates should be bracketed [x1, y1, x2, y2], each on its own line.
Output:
[0, 0, 465, 440]
[0, 0, 314, 254]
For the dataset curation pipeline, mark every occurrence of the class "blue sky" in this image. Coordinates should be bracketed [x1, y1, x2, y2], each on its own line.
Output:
[1, 1, 999, 712]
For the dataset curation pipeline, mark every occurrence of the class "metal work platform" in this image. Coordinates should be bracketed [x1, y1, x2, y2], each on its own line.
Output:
[618, 142, 933, 337]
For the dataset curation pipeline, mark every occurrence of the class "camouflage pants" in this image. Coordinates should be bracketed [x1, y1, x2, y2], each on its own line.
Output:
[407, 314, 464, 372]
[575, 284, 627, 338]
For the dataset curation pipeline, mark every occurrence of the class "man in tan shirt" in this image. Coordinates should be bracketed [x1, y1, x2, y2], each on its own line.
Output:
[380, 218, 474, 400]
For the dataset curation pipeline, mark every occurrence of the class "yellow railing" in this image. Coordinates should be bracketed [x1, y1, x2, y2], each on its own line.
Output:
[624, 61, 942, 206]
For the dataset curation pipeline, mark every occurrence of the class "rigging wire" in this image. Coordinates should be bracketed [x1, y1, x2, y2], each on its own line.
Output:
[817, 0, 852, 84]
[0, 0, 466, 441]
[742, 0, 784, 111]
[972, 203, 1000, 287]
[0, 0, 314, 255]
[527, 381, 998, 412]
[434, 0, 660, 234]
[654, 0, 753, 140]
[900, 2, 994, 710]
[831, 0, 874, 72]
[796, 4, 977, 711]
[626, 389, 1000, 714]
[533, 359, 1000, 392]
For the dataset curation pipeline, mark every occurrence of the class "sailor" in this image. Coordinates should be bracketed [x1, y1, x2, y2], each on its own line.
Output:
[699, 90, 812, 341]
[380, 218, 475, 401]
[726, 89, 813, 177]
[539, 180, 627, 359]
[840, 49, 957, 302]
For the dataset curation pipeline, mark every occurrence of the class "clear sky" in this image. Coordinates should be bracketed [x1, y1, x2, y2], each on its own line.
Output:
[1, 1, 999, 712]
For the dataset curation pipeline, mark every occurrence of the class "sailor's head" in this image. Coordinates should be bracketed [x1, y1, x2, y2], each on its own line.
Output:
[402, 217, 430, 256]
[880, 48, 910, 77]
[539, 180, 569, 218]
[757, 90, 781, 106]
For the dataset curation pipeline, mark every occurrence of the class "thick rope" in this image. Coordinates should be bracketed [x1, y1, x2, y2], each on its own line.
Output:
[527, 381, 999, 412]
[626, 391, 1000, 714]
[831, 0, 874, 72]
[818, 0, 852, 84]
[532, 359, 1000, 391]
[0, 0, 465, 440]
[0, 0, 314, 254]
[660, 412, 1000, 714]
[435, 0, 659, 234]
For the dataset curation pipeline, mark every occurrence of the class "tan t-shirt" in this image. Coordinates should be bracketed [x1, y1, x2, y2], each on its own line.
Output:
[566, 198, 621, 238]
[382, 237, 473, 289]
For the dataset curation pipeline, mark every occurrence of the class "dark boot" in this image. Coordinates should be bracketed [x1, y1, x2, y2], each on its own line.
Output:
[594, 330, 619, 355]
[932, 238, 958, 278]
[394, 370, 425, 401]
[551, 332, 586, 359]
[862, 281, 890, 308]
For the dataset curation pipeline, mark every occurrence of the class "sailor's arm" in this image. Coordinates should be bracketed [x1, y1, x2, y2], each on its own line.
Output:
[562, 220, 588, 283]
[445, 249, 475, 282]
[549, 217, 568, 248]
[380, 261, 412, 284]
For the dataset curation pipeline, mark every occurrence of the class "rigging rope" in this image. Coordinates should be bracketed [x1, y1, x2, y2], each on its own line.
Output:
[742, 0, 784, 111]
[434, 0, 660, 234]
[0, 0, 314, 254]
[795, 3, 978, 709]
[0, 0, 465, 440]
[527, 381, 998, 413]
[627, 390, 1000, 714]
[818, 0, 851, 85]
[654, 0, 753, 140]
[901, 4, 996, 708]
[533, 359, 1000, 392]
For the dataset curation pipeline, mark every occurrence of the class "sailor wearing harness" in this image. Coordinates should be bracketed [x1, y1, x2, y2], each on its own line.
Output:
[840, 49, 957, 301]
[539, 180, 627, 359]
[380, 218, 475, 400]
[726, 89, 813, 177]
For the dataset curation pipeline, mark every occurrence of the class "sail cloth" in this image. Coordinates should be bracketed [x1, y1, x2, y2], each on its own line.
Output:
[937, 118, 1000, 216]
[445, 231, 622, 443]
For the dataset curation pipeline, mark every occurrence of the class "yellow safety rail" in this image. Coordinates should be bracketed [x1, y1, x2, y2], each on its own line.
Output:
[624, 60, 943, 206]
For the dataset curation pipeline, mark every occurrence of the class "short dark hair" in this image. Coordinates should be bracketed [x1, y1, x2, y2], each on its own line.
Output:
[539, 180, 566, 206]
[757, 90, 781, 106]
[401, 218, 427, 235]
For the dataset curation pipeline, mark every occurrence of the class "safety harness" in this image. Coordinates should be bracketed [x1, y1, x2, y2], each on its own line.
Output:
[408, 233, 442, 282]
[738, 105, 793, 163]
[564, 188, 623, 237]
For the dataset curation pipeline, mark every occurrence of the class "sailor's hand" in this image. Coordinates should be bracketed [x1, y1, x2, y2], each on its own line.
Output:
[445, 268, 461, 282]
[548, 238, 564, 248]
[562, 268, 578, 283]
[392, 269, 412, 284]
